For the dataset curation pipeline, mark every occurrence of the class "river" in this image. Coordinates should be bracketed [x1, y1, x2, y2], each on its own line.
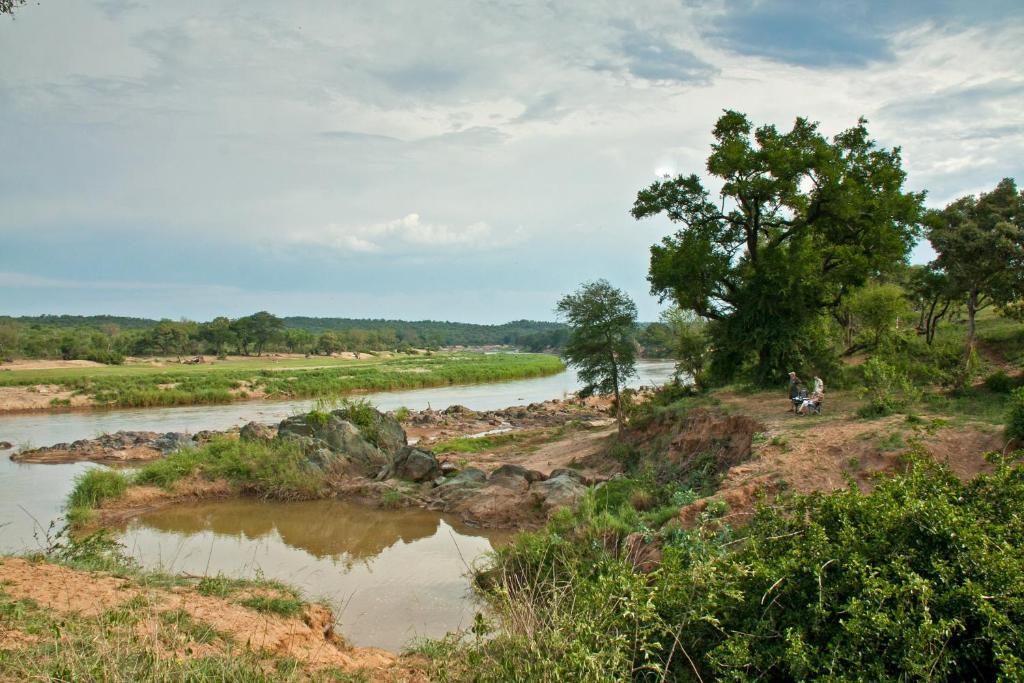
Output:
[0, 360, 675, 650]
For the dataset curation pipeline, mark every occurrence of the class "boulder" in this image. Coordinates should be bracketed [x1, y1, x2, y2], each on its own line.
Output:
[529, 473, 587, 513]
[392, 446, 441, 482]
[328, 407, 407, 455]
[240, 421, 275, 442]
[439, 461, 460, 476]
[153, 432, 194, 453]
[490, 463, 546, 484]
[548, 467, 589, 484]
[278, 413, 390, 475]
[0, 441, 12, 450]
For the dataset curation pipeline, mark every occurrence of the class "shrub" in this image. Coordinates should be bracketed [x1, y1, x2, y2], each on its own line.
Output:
[1006, 387, 1024, 442]
[985, 369, 1015, 393]
[441, 454, 1024, 681]
[857, 357, 921, 418]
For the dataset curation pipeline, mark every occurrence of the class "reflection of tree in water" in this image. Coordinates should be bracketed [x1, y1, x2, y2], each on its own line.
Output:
[136, 500, 464, 566]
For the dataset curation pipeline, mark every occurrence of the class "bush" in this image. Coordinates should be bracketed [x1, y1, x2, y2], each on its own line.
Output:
[1006, 387, 1024, 442]
[857, 357, 921, 418]
[440, 455, 1024, 681]
[985, 369, 1015, 393]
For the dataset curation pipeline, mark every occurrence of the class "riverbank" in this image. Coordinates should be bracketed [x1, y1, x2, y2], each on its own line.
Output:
[0, 352, 565, 413]
[0, 551, 419, 680]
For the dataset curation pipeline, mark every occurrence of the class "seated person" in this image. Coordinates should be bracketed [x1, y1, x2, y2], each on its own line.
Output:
[798, 376, 825, 414]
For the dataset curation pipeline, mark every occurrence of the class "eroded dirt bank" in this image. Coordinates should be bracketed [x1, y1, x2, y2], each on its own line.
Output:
[0, 557, 421, 680]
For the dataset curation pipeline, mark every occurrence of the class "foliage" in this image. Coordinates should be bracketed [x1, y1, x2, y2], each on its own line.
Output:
[856, 357, 921, 418]
[236, 595, 305, 618]
[436, 455, 1024, 681]
[557, 279, 639, 434]
[905, 263, 955, 345]
[66, 468, 130, 524]
[928, 177, 1024, 383]
[132, 436, 327, 500]
[659, 307, 710, 390]
[632, 111, 923, 385]
[1006, 387, 1024, 442]
[984, 369, 1014, 393]
[846, 282, 911, 352]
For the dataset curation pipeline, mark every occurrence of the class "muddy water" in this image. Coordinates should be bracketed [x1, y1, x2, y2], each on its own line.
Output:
[0, 359, 675, 650]
[119, 500, 510, 651]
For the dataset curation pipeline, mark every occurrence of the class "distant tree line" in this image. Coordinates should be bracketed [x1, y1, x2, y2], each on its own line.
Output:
[0, 313, 573, 363]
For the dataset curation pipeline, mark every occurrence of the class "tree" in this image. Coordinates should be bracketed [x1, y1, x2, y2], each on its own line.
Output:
[928, 178, 1024, 371]
[0, 321, 20, 359]
[661, 307, 710, 390]
[905, 264, 954, 345]
[556, 280, 638, 436]
[846, 282, 909, 352]
[632, 111, 923, 385]
[199, 317, 235, 356]
[317, 331, 343, 355]
[148, 320, 190, 358]
[1, 1, 26, 16]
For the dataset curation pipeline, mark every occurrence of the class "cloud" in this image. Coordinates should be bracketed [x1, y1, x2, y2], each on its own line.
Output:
[285, 214, 521, 254]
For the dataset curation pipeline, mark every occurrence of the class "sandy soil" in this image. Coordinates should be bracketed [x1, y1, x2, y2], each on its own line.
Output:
[0, 359, 105, 370]
[0, 557, 413, 678]
[0, 385, 95, 412]
[91, 478, 235, 527]
[677, 392, 1006, 528]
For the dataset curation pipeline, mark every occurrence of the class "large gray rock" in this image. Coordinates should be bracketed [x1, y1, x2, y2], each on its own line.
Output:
[530, 473, 587, 513]
[328, 407, 407, 454]
[240, 421, 275, 442]
[153, 432, 194, 453]
[392, 446, 441, 482]
[490, 463, 546, 484]
[277, 412, 390, 475]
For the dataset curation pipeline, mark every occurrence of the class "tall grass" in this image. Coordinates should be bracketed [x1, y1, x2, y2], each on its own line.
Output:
[66, 469, 130, 524]
[0, 352, 565, 409]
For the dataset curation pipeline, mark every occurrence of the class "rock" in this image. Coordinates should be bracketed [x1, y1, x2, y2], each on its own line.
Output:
[529, 473, 587, 513]
[240, 421, 275, 442]
[0, 441, 12, 450]
[548, 468, 589, 484]
[392, 446, 441, 482]
[440, 461, 460, 476]
[490, 464, 546, 483]
[329, 407, 407, 455]
[432, 467, 488, 502]
[443, 404, 474, 416]
[153, 432, 194, 453]
[277, 413, 390, 475]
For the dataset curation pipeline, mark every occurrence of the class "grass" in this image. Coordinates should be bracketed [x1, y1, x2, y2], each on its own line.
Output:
[67, 437, 331, 526]
[432, 430, 545, 453]
[236, 595, 305, 618]
[0, 351, 564, 409]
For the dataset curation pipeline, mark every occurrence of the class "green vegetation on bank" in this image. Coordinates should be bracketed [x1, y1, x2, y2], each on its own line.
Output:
[0, 352, 565, 408]
[420, 452, 1024, 681]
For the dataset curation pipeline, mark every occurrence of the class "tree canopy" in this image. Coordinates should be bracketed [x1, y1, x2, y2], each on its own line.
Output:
[556, 280, 638, 434]
[632, 110, 924, 384]
[927, 177, 1024, 370]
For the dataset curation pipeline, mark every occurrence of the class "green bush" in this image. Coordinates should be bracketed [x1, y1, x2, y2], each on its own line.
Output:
[985, 369, 1015, 393]
[1006, 387, 1024, 442]
[857, 357, 921, 418]
[441, 455, 1024, 681]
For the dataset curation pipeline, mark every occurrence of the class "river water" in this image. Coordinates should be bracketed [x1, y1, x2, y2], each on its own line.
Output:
[0, 360, 675, 650]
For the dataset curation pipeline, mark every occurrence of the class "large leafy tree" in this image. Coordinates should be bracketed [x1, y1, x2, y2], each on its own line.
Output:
[556, 280, 638, 435]
[632, 111, 923, 384]
[927, 178, 1024, 367]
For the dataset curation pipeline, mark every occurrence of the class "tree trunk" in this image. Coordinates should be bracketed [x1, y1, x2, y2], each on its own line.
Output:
[965, 289, 978, 362]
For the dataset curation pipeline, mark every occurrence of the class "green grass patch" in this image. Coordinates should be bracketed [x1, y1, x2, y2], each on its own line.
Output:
[432, 430, 540, 453]
[0, 352, 565, 409]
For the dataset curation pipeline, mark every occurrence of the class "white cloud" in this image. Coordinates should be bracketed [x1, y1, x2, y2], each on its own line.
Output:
[285, 214, 520, 254]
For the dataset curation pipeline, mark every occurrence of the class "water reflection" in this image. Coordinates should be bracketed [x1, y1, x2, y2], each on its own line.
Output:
[119, 499, 510, 650]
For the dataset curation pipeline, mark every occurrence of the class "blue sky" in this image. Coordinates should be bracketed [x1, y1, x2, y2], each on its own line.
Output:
[1, 0, 1022, 322]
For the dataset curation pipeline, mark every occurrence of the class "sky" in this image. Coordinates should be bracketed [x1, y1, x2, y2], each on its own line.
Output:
[1, 0, 1022, 323]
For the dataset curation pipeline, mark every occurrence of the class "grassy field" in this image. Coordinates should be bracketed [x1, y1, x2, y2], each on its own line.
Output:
[0, 352, 565, 409]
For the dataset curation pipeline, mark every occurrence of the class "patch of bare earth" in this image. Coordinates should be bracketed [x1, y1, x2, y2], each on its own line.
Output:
[0, 558, 416, 679]
[677, 394, 1005, 528]
[92, 478, 235, 527]
[0, 385, 95, 412]
[0, 359, 105, 371]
